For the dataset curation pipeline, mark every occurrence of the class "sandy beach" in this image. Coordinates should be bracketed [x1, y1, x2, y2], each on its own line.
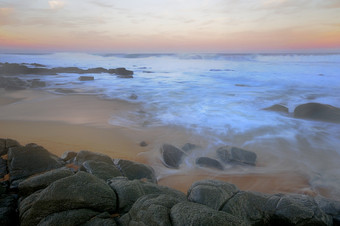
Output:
[0, 88, 320, 196]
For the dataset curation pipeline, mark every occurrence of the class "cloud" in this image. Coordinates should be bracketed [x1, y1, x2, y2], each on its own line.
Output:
[49, 1, 65, 10]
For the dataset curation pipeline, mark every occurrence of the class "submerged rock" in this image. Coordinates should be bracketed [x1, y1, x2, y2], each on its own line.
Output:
[115, 68, 134, 78]
[294, 102, 340, 123]
[216, 146, 257, 166]
[195, 157, 224, 171]
[263, 104, 289, 114]
[160, 144, 186, 169]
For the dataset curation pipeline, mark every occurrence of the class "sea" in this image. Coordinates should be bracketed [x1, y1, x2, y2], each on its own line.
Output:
[1, 52, 340, 197]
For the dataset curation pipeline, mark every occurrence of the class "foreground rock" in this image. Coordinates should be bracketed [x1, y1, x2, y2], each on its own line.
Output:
[74, 150, 113, 165]
[19, 171, 117, 226]
[161, 144, 186, 169]
[216, 146, 257, 166]
[294, 102, 340, 123]
[8, 143, 64, 187]
[81, 160, 122, 181]
[114, 159, 157, 183]
[263, 104, 289, 114]
[195, 157, 224, 171]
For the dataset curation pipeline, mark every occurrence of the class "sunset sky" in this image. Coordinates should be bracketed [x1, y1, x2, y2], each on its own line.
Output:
[1, 0, 340, 53]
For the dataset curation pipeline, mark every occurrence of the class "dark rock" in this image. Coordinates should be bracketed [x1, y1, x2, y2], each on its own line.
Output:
[19, 171, 117, 226]
[315, 196, 340, 225]
[74, 150, 113, 165]
[84, 67, 108, 74]
[0, 158, 7, 178]
[119, 194, 186, 226]
[115, 159, 157, 183]
[6, 139, 21, 150]
[0, 139, 5, 155]
[142, 70, 154, 73]
[129, 93, 138, 100]
[269, 194, 332, 225]
[187, 180, 239, 210]
[115, 68, 134, 78]
[0, 181, 8, 195]
[29, 79, 46, 88]
[0, 194, 18, 226]
[221, 191, 272, 225]
[160, 144, 186, 169]
[60, 151, 77, 162]
[139, 141, 148, 147]
[18, 168, 74, 197]
[108, 177, 186, 213]
[170, 201, 245, 226]
[81, 160, 122, 181]
[38, 209, 99, 226]
[195, 157, 224, 170]
[0, 63, 56, 76]
[54, 88, 77, 94]
[7, 143, 64, 184]
[78, 76, 94, 81]
[216, 146, 257, 166]
[263, 104, 289, 114]
[181, 143, 199, 153]
[294, 102, 340, 123]
[82, 212, 117, 226]
[0, 77, 27, 90]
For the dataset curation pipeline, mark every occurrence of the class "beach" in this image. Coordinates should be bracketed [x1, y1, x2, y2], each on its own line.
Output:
[0, 88, 318, 195]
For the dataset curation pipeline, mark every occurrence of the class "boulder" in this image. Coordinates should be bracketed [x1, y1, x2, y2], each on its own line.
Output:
[60, 151, 77, 162]
[0, 194, 18, 226]
[108, 177, 186, 213]
[78, 76, 94, 81]
[18, 168, 74, 197]
[263, 104, 289, 114]
[315, 196, 340, 224]
[114, 159, 157, 183]
[115, 68, 133, 78]
[37, 209, 99, 226]
[269, 194, 332, 225]
[74, 150, 113, 165]
[294, 103, 340, 123]
[0, 139, 5, 155]
[7, 143, 64, 185]
[187, 180, 239, 210]
[19, 171, 117, 226]
[170, 201, 245, 226]
[0, 77, 27, 90]
[29, 79, 46, 88]
[81, 160, 122, 181]
[160, 144, 186, 169]
[0, 181, 8, 195]
[195, 157, 224, 171]
[216, 146, 257, 166]
[82, 212, 117, 226]
[221, 191, 272, 225]
[0, 158, 7, 178]
[119, 194, 186, 226]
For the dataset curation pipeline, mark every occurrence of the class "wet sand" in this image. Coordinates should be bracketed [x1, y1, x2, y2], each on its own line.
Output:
[0, 88, 316, 196]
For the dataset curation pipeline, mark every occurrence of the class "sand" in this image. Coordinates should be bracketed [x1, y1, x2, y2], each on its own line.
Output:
[0, 88, 316, 196]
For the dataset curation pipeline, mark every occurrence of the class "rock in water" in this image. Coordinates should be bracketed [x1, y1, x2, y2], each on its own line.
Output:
[115, 68, 134, 78]
[7, 143, 64, 186]
[160, 144, 186, 169]
[170, 202, 245, 226]
[19, 171, 117, 226]
[195, 157, 224, 170]
[216, 146, 257, 166]
[263, 104, 289, 114]
[0, 194, 18, 226]
[294, 102, 340, 123]
[78, 76, 94, 81]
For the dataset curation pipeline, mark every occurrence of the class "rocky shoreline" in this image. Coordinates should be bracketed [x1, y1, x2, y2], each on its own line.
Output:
[1, 138, 339, 225]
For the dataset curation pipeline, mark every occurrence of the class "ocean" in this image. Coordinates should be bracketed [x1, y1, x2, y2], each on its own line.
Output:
[1, 52, 340, 197]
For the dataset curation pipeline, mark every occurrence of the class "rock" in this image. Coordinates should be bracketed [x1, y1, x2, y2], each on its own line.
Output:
[195, 157, 224, 171]
[315, 196, 340, 225]
[82, 212, 117, 226]
[74, 150, 113, 165]
[0, 194, 19, 226]
[0, 77, 27, 90]
[84, 67, 108, 74]
[170, 201, 245, 226]
[0, 158, 7, 178]
[181, 143, 199, 153]
[139, 141, 148, 147]
[216, 146, 257, 166]
[270, 194, 332, 225]
[19, 171, 117, 226]
[29, 79, 46, 88]
[54, 88, 77, 94]
[78, 76, 94, 81]
[187, 180, 239, 210]
[38, 209, 99, 226]
[114, 159, 157, 183]
[18, 168, 74, 197]
[7, 143, 64, 185]
[81, 160, 122, 181]
[221, 191, 272, 225]
[0, 181, 8, 195]
[119, 194, 186, 226]
[294, 102, 340, 123]
[6, 139, 21, 151]
[0, 139, 6, 155]
[263, 104, 289, 114]
[108, 177, 186, 213]
[115, 68, 133, 78]
[60, 151, 77, 162]
[129, 94, 138, 100]
[160, 144, 186, 169]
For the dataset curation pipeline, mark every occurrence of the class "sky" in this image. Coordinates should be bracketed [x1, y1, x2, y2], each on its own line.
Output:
[0, 0, 340, 53]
